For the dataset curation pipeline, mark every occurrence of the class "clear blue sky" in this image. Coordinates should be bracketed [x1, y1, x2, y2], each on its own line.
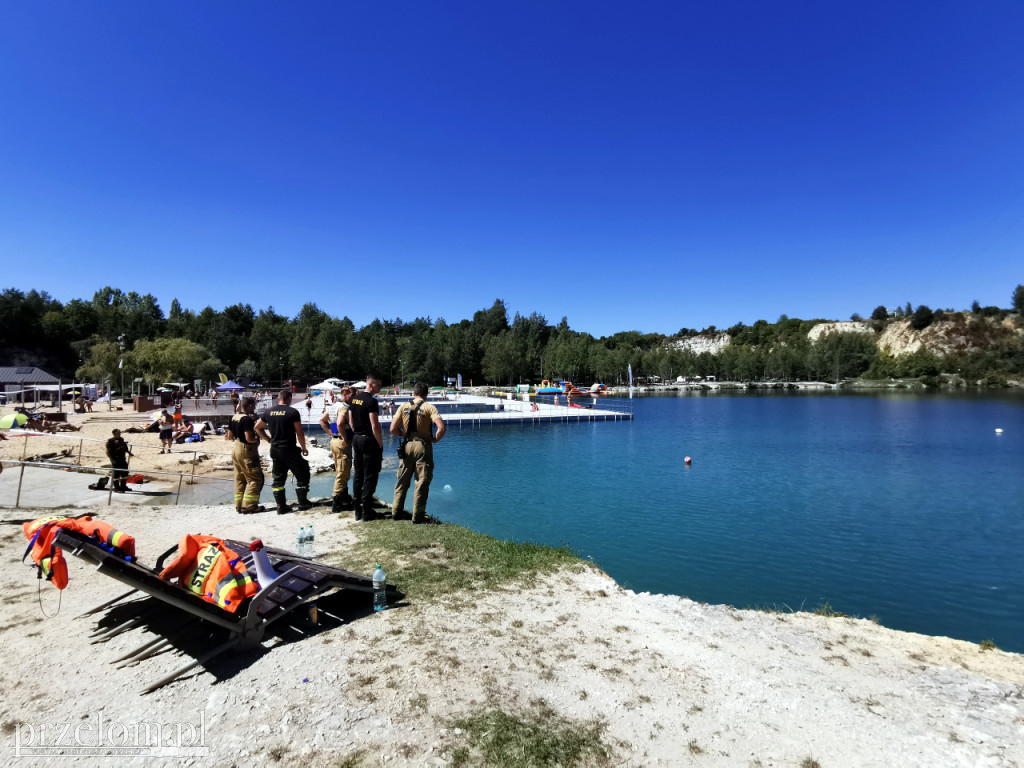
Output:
[2, 2, 1022, 337]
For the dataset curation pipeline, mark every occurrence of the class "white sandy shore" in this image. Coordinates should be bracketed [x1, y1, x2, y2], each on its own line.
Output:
[1, 501, 1022, 767]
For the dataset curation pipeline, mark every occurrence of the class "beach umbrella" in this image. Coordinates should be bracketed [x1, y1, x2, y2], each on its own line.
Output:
[0, 412, 28, 429]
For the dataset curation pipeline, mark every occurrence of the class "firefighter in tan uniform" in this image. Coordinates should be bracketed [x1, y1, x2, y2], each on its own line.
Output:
[225, 396, 265, 514]
[389, 382, 446, 523]
[319, 386, 355, 514]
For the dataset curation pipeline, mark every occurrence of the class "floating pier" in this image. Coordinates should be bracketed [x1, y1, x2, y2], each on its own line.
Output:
[378, 393, 632, 427]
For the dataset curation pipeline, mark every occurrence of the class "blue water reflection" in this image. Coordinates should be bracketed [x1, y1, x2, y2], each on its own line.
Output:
[313, 392, 1024, 651]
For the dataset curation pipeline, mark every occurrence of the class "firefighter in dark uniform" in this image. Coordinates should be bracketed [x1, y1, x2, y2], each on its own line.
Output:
[255, 389, 312, 514]
[390, 382, 446, 523]
[105, 429, 133, 493]
[347, 375, 383, 522]
[225, 396, 265, 514]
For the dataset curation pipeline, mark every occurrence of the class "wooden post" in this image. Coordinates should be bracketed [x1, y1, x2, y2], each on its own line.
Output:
[15, 462, 26, 508]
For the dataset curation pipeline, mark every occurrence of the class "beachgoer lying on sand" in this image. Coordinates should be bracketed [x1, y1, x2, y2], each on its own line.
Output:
[25, 418, 58, 434]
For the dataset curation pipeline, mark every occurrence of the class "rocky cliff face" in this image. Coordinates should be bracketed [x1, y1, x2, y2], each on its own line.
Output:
[877, 315, 1023, 357]
[806, 321, 875, 342]
[669, 332, 731, 355]
[666, 313, 1021, 361]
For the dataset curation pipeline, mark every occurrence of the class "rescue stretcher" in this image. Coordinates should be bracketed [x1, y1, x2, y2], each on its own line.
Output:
[54, 528, 403, 692]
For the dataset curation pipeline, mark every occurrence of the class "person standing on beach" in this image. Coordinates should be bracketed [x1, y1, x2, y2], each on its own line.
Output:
[226, 396, 265, 514]
[319, 386, 355, 514]
[348, 375, 383, 522]
[158, 408, 174, 453]
[255, 389, 312, 514]
[390, 382, 446, 523]
[105, 429, 133, 493]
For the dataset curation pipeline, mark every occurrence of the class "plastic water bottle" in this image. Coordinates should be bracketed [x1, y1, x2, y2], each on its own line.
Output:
[296, 526, 308, 557]
[372, 565, 387, 612]
[307, 525, 316, 558]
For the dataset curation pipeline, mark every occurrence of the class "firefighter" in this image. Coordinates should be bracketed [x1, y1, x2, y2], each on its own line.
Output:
[255, 389, 312, 514]
[319, 386, 355, 513]
[226, 396, 265, 514]
[390, 382, 446, 523]
[348, 375, 383, 522]
[105, 429, 133, 493]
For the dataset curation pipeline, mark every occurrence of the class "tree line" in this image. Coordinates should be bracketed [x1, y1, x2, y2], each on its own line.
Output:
[1, 285, 1022, 390]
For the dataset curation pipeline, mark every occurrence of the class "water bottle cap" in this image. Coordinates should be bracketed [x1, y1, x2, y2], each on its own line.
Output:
[376, 564, 382, 569]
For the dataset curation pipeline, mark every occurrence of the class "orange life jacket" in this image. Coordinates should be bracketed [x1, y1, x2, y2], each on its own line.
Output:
[23, 515, 136, 590]
[158, 534, 258, 613]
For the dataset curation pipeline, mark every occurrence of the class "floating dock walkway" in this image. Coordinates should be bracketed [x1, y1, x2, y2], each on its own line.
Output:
[378, 393, 632, 427]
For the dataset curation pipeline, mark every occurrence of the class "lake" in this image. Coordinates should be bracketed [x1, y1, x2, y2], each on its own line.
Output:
[310, 391, 1024, 652]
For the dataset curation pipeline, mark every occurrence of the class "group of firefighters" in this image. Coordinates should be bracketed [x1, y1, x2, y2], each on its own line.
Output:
[222, 378, 445, 523]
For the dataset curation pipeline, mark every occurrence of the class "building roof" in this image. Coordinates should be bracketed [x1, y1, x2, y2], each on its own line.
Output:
[0, 366, 61, 385]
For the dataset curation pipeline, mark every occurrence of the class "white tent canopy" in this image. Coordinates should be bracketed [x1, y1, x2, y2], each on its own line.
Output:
[309, 381, 341, 391]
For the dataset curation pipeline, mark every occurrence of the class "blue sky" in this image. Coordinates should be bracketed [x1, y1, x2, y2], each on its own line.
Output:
[1, 2, 1022, 337]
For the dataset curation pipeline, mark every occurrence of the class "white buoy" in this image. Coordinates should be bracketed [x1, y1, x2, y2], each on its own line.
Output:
[443, 484, 452, 491]
[995, 428, 1003, 434]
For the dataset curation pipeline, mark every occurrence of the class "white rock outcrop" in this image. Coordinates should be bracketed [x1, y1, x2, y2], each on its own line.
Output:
[669, 332, 731, 355]
[878, 315, 1023, 357]
[806, 321, 875, 342]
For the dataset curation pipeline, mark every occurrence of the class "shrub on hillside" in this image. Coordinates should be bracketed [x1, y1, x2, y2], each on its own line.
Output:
[910, 305, 934, 331]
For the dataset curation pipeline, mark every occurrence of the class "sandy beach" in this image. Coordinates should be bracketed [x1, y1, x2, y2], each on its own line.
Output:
[0, 401, 338, 509]
[1, 495, 1022, 766]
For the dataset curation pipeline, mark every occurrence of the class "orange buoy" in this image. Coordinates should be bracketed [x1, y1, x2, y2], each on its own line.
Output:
[684, 456, 692, 465]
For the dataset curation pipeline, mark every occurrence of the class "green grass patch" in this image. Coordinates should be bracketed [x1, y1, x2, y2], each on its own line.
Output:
[344, 521, 589, 602]
[813, 600, 848, 618]
[449, 703, 613, 768]
[979, 639, 998, 652]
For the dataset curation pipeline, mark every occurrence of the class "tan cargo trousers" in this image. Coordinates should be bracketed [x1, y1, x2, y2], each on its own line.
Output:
[232, 440, 265, 512]
[393, 438, 434, 521]
[330, 436, 352, 496]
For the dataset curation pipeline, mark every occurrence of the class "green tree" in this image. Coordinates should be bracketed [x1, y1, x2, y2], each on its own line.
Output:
[360, 319, 398, 382]
[1013, 284, 1024, 312]
[481, 331, 520, 384]
[290, 303, 332, 379]
[814, 332, 878, 382]
[76, 340, 122, 383]
[130, 338, 222, 385]
[871, 306, 889, 321]
[910, 305, 934, 331]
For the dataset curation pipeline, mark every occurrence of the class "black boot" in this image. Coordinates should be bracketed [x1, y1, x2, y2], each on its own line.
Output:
[273, 490, 291, 515]
[331, 494, 344, 514]
[339, 490, 354, 509]
[296, 487, 313, 511]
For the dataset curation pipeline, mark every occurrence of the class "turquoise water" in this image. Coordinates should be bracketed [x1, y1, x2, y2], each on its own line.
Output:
[311, 392, 1024, 651]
